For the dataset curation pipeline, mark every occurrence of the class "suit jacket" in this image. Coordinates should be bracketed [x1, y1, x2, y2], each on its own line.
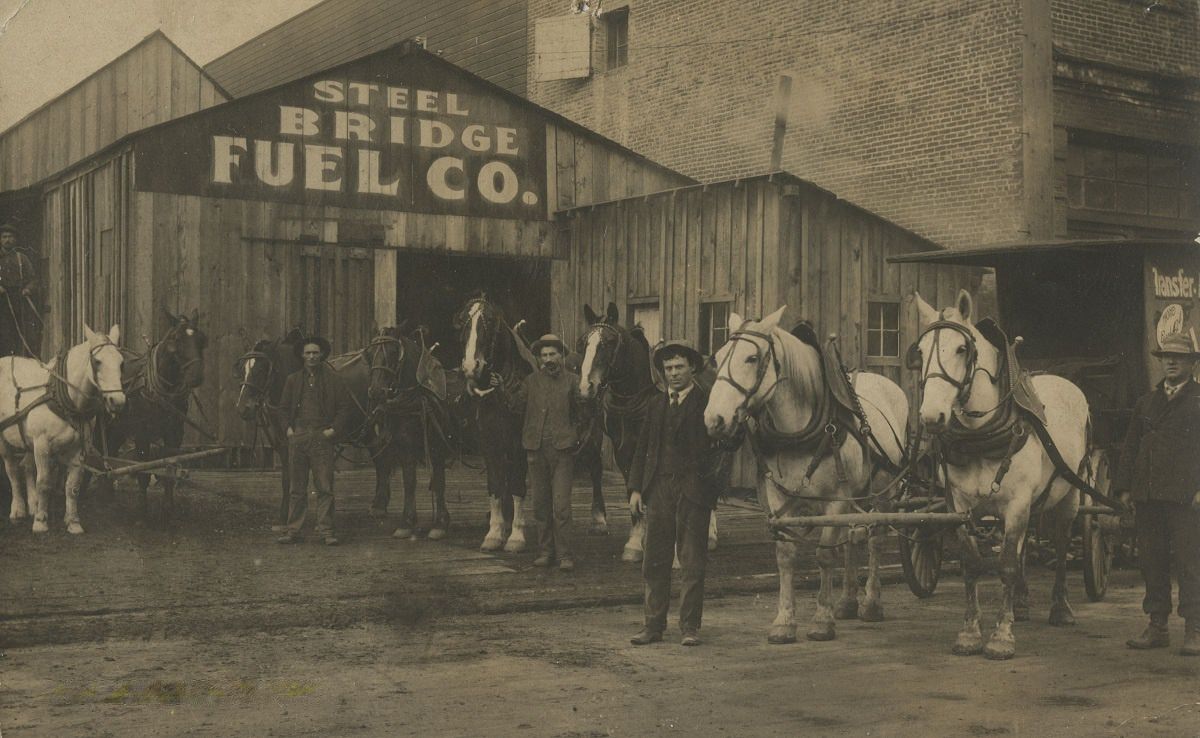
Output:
[280, 364, 354, 442]
[627, 383, 727, 508]
[519, 369, 581, 451]
[1113, 378, 1200, 504]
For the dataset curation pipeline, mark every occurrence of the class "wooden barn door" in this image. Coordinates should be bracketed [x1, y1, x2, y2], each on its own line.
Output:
[296, 245, 375, 355]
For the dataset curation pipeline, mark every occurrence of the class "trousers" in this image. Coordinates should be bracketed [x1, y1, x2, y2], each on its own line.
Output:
[643, 474, 711, 633]
[1136, 500, 1200, 620]
[286, 429, 337, 536]
[528, 446, 574, 560]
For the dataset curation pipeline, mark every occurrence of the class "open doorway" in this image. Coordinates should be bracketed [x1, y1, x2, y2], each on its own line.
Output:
[394, 251, 551, 368]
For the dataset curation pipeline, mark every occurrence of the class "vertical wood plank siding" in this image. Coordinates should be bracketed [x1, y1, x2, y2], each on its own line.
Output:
[553, 174, 983, 487]
[0, 34, 228, 192]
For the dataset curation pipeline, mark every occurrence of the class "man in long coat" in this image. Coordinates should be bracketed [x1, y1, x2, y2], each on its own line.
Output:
[628, 340, 728, 646]
[277, 335, 352, 546]
[1114, 332, 1200, 656]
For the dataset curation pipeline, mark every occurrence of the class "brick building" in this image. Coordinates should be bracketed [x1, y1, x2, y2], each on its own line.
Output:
[527, 1, 1200, 248]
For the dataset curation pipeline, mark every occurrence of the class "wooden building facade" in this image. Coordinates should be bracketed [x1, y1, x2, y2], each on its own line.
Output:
[29, 41, 688, 446]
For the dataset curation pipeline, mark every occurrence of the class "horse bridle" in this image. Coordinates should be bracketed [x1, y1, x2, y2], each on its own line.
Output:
[713, 325, 783, 424]
[367, 334, 406, 393]
[915, 320, 980, 409]
[86, 337, 126, 397]
[234, 347, 278, 409]
[581, 322, 626, 395]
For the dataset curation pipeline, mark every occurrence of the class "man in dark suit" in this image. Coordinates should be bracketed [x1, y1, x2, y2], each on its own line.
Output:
[0, 223, 39, 357]
[277, 335, 352, 546]
[628, 340, 727, 646]
[1114, 332, 1200, 656]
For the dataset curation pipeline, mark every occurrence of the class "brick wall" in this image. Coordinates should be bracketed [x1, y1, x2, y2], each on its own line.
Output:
[527, 0, 1029, 249]
[1052, 0, 1200, 76]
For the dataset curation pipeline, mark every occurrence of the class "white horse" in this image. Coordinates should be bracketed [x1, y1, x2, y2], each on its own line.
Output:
[704, 307, 908, 643]
[914, 290, 1087, 660]
[1, 325, 126, 533]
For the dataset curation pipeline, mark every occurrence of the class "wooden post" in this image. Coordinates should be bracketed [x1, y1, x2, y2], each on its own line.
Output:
[770, 74, 793, 171]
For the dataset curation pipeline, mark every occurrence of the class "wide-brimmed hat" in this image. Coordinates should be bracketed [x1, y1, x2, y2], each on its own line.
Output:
[653, 339, 704, 371]
[531, 334, 567, 356]
[1153, 332, 1200, 358]
[0, 223, 17, 236]
[293, 335, 333, 360]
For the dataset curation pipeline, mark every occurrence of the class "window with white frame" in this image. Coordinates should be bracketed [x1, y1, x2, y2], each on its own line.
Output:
[604, 8, 628, 70]
[700, 301, 731, 357]
[867, 301, 901, 358]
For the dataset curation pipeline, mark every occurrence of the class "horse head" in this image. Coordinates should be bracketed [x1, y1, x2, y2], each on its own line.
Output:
[367, 326, 406, 402]
[578, 301, 638, 401]
[458, 296, 501, 386]
[163, 307, 207, 389]
[704, 305, 799, 439]
[234, 338, 276, 421]
[913, 289, 994, 432]
[83, 323, 126, 414]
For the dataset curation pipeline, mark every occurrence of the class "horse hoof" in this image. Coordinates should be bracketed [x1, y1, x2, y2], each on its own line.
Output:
[767, 626, 797, 645]
[270, 524, 287, 533]
[833, 599, 859, 620]
[859, 601, 885, 623]
[503, 536, 527, 553]
[31, 520, 48, 534]
[952, 634, 984, 656]
[806, 623, 836, 642]
[368, 508, 388, 520]
[67, 522, 84, 535]
[983, 639, 1016, 660]
[588, 523, 609, 536]
[480, 535, 504, 552]
[393, 528, 416, 540]
[1048, 607, 1076, 627]
[427, 528, 447, 541]
[621, 546, 643, 563]
[1013, 606, 1031, 622]
[707, 538, 718, 552]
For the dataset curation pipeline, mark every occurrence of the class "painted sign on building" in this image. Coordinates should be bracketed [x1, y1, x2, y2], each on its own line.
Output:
[133, 50, 547, 220]
[1144, 248, 1200, 386]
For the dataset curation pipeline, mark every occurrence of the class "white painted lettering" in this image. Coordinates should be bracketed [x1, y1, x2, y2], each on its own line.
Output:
[334, 111, 376, 142]
[254, 140, 294, 186]
[496, 127, 519, 156]
[304, 145, 343, 191]
[279, 106, 320, 136]
[416, 90, 439, 112]
[427, 156, 466, 200]
[389, 117, 407, 144]
[419, 119, 454, 148]
[212, 136, 247, 184]
[312, 80, 344, 103]
[445, 93, 470, 117]
[356, 150, 400, 195]
[347, 82, 379, 106]
[477, 161, 519, 204]
[387, 87, 409, 109]
[461, 124, 491, 152]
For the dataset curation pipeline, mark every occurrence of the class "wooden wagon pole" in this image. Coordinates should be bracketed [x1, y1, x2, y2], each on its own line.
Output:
[101, 447, 229, 478]
[770, 512, 969, 528]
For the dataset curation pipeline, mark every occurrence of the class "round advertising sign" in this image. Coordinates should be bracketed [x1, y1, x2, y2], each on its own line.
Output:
[1157, 303, 1185, 348]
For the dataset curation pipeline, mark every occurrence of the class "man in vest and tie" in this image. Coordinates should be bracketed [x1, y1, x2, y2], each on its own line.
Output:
[1114, 332, 1200, 656]
[628, 340, 727, 646]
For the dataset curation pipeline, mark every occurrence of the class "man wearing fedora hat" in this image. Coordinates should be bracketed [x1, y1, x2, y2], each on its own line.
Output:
[1114, 331, 1200, 656]
[628, 340, 729, 647]
[277, 335, 352, 546]
[0, 222, 39, 357]
[510, 333, 582, 570]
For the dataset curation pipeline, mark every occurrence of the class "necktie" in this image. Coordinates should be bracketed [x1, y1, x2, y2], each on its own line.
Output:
[671, 391, 680, 406]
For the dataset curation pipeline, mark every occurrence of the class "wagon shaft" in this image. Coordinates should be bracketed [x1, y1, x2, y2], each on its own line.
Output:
[99, 447, 228, 478]
[770, 512, 969, 529]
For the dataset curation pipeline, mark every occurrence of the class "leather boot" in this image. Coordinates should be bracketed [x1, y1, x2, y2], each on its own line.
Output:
[1126, 613, 1170, 649]
[1181, 620, 1200, 657]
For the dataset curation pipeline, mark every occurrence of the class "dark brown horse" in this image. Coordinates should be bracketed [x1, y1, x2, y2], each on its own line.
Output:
[577, 302, 720, 561]
[90, 309, 208, 523]
[364, 326, 451, 539]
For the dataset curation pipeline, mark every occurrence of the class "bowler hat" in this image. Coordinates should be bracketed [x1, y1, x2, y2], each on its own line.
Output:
[1153, 332, 1200, 358]
[653, 339, 704, 371]
[294, 335, 333, 360]
[0, 223, 16, 236]
[531, 334, 567, 356]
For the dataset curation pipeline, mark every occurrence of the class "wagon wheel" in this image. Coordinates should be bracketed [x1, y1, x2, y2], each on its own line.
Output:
[1082, 449, 1114, 602]
[899, 527, 944, 599]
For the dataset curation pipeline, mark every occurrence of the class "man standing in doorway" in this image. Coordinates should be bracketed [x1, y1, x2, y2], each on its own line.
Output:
[277, 335, 351, 546]
[628, 340, 727, 647]
[0, 223, 39, 357]
[1114, 332, 1200, 656]
[515, 334, 580, 571]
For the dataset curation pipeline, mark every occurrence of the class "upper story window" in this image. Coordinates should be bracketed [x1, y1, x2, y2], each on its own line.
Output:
[605, 8, 629, 70]
[700, 301, 731, 357]
[1067, 134, 1197, 221]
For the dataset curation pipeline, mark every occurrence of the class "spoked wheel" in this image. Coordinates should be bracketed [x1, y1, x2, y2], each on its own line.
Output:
[899, 527, 944, 598]
[1082, 449, 1114, 602]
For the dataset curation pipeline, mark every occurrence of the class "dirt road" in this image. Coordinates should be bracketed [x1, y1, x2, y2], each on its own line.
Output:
[3, 569, 1196, 737]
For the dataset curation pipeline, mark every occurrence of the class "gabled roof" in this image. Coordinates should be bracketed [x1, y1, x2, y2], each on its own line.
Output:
[0, 31, 230, 139]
